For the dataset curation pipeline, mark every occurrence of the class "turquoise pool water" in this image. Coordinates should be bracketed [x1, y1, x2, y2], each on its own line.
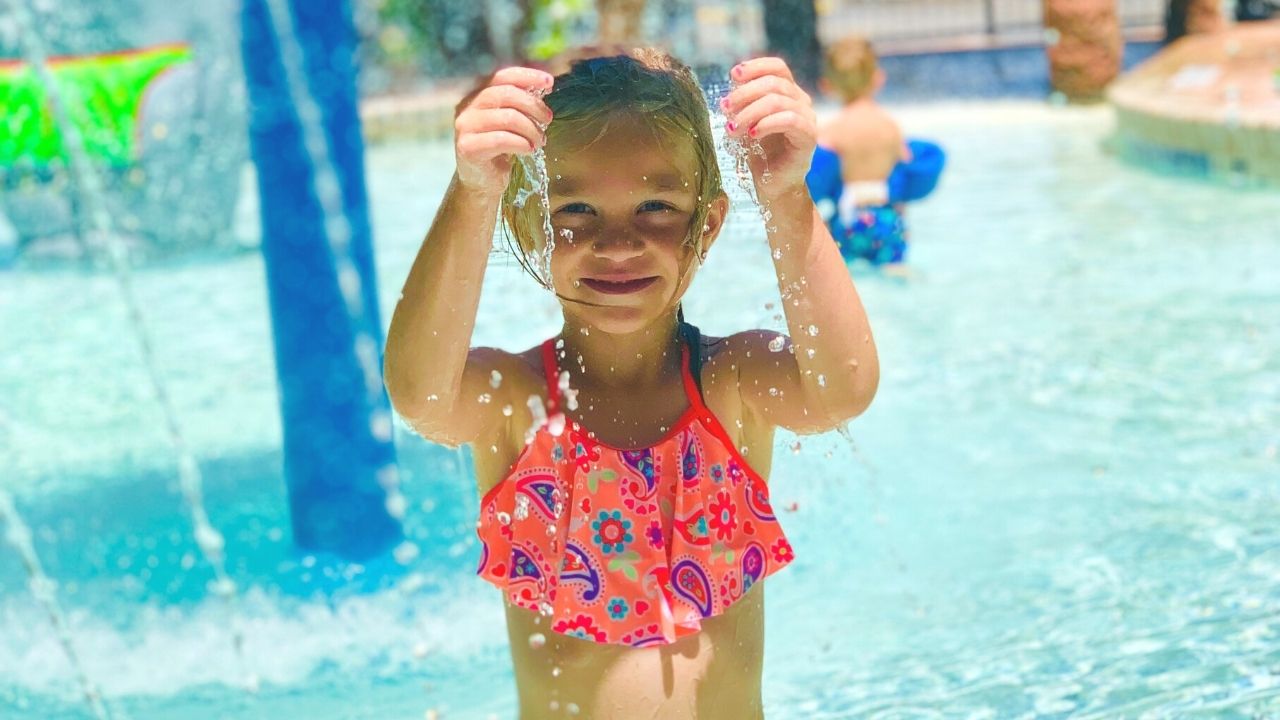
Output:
[2, 102, 1279, 719]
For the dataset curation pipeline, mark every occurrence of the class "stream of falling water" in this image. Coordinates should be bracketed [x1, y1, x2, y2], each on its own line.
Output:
[0, 488, 110, 720]
[2, 0, 250, 696]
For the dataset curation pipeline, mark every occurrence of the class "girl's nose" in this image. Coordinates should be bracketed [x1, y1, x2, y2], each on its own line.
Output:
[591, 231, 644, 261]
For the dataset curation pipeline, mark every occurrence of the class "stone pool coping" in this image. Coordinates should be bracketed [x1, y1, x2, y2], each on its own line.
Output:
[1108, 20, 1280, 183]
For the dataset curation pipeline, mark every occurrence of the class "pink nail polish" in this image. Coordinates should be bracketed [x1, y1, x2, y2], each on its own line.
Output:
[726, 120, 737, 132]
[749, 126, 757, 137]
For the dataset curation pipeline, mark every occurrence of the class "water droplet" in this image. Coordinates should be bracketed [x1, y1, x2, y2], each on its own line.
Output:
[567, 702, 580, 715]
[497, 511, 512, 525]
[768, 387, 779, 397]
[817, 374, 826, 387]
[551, 666, 562, 677]
[806, 348, 816, 359]
[490, 370, 503, 388]
[538, 600, 554, 616]
[477, 393, 492, 404]
[807, 325, 819, 336]
[528, 633, 546, 652]
[547, 413, 566, 437]
[194, 523, 225, 556]
[393, 541, 420, 565]
[790, 441, 802, 454]
[767, 336, 785, 352]
[772, 247, 782, 260]
[502, 404, 514, 416]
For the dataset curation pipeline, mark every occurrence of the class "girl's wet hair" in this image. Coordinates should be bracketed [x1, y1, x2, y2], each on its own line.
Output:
[500, 48, 726, 288]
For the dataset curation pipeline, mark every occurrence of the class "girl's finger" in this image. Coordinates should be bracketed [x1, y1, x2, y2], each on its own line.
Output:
[742, 110, 815, 144]
[458, 108, 545, 152]
[729, 57, 795, 86]
[490, 66, 556, 93]
[457, 130, 538, 159]
[722, 74, 808, 116]
[726, 94, 806, 138]
[469, 84, 554, 128]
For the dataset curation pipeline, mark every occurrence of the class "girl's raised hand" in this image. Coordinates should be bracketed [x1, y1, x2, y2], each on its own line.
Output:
[454, 67, 555, 195]
[721, 58, 817, 197]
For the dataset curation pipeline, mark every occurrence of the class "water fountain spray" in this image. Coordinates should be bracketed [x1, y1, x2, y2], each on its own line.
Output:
[1, 0, 249, 688]
[0, 489, 112, 720]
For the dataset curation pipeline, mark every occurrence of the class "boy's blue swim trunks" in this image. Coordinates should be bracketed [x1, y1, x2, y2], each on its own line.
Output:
[831, 205, 906, 265]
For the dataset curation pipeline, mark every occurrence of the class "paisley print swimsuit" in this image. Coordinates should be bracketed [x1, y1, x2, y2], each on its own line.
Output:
[475, 325, 794, 647]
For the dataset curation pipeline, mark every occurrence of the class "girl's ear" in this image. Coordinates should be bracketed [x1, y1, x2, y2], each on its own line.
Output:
[697, 193, 731, 259]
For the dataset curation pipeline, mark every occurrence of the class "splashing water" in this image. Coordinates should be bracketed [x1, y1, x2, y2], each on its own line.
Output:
[525, 394, 549, 445]
[0, 490, 111, 720]
[707, 80, 760, 203]
[516, 89, 556, 289]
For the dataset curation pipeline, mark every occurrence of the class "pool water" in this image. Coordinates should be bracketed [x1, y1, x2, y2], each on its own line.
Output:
[2, 102, 1279, 719]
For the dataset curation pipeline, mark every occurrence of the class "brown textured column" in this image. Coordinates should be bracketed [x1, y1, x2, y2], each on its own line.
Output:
[1043, 0, 1124, 101]
[1185, 0, 1227, 34]
[597, 0, 648, 45]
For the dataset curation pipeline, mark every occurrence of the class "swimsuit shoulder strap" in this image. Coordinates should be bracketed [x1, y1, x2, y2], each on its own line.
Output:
[539, 338, 561, 413]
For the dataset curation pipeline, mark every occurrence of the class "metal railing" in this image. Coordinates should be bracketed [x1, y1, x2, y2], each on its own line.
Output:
[817, 0, 1166, 46]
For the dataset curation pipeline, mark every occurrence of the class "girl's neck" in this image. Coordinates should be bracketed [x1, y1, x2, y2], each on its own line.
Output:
[557, 314, 684, 391]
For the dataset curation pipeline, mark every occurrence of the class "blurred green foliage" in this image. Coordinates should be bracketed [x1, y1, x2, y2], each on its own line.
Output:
[525, 0, 593, 60]
[367, 0, 442, 70]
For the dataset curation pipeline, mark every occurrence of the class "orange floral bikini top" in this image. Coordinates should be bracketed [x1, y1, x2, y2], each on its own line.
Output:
[476, 325, 795, 647]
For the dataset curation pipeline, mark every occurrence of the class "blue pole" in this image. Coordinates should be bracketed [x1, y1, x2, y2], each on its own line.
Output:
[239, 0, 401, 560]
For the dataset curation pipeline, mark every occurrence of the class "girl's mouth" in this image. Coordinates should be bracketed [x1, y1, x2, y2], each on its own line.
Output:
[580, 276, 659, 295]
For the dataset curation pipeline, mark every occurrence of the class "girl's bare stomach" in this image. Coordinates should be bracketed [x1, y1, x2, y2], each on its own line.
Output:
[504, 586, 767, 719]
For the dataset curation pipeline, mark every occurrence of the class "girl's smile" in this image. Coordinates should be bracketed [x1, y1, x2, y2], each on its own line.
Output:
[579, 275, 660, 294]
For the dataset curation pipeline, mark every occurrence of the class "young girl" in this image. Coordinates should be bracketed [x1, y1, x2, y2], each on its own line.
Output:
[385, 49, 878, 719]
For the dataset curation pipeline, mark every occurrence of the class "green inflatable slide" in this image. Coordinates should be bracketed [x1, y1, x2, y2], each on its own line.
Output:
[0, 43, 193, 168]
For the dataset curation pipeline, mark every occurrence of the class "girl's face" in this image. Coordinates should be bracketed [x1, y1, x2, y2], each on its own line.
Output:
[545, 119, 725, 336]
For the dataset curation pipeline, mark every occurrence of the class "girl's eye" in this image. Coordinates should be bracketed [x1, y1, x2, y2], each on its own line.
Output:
[557, 202, 594, 215]
[639, 201, 675, 213]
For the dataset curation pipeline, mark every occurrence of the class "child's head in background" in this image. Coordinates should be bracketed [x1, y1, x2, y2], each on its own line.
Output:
[823, 36, 884, 103]
[501, 49, 728, 335]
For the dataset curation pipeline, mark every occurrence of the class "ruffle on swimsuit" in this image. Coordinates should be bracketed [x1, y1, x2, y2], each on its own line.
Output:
[475, 326, 794, 647]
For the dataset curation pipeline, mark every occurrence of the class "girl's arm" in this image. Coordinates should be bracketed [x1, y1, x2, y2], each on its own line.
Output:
[721, 58, 880, 433]
[384, 67, 554, 447]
